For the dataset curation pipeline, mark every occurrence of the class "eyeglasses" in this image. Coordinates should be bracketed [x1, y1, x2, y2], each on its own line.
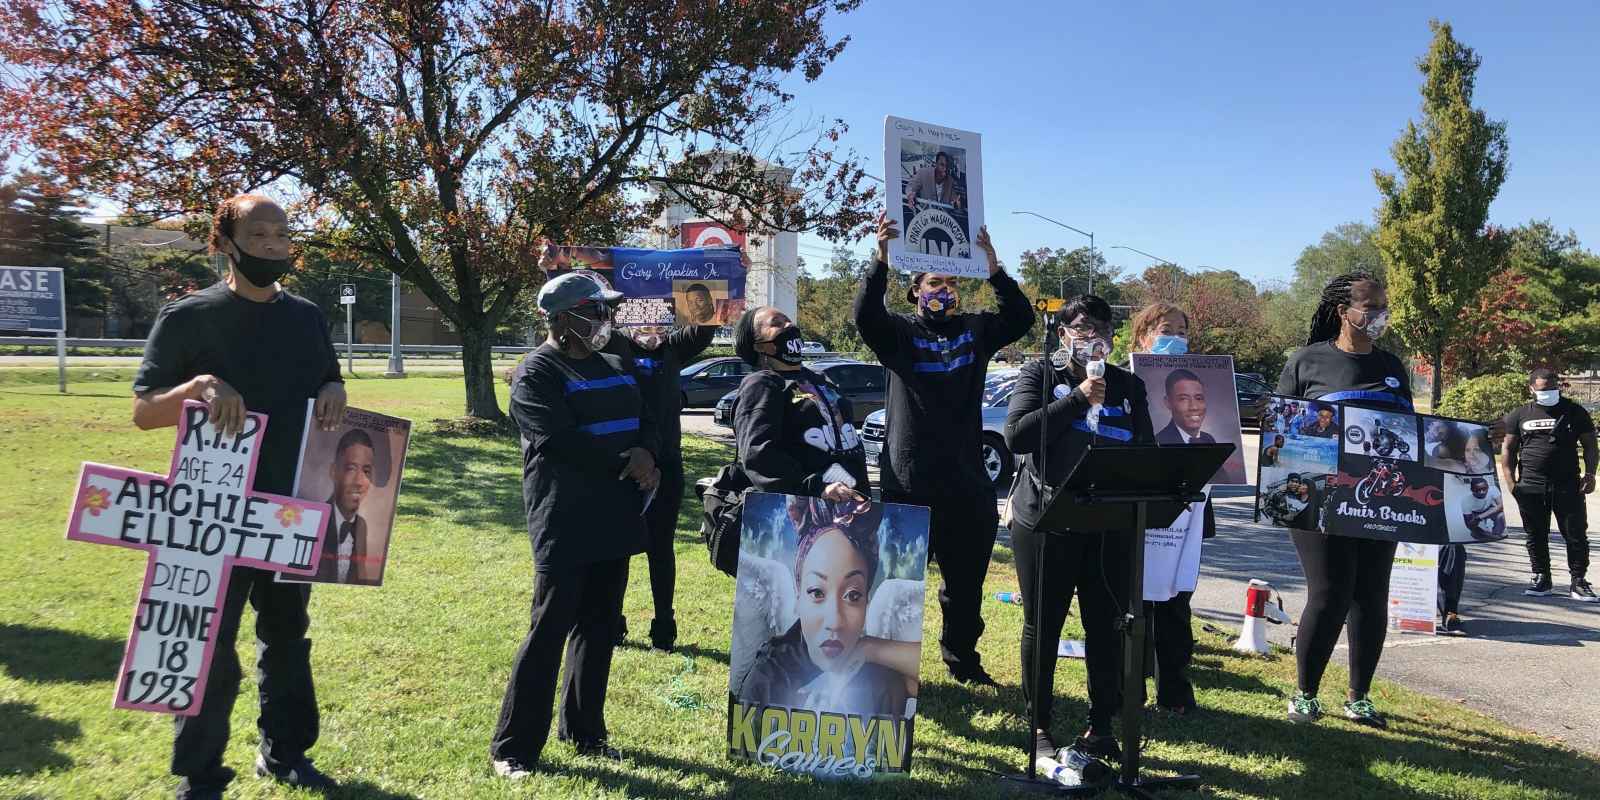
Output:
[1063, 324, 1102, 337]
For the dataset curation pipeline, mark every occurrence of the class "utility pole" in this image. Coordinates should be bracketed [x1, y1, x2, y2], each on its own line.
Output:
[385, 272, 406, 378]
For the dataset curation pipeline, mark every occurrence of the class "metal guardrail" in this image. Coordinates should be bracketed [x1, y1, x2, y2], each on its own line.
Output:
[0, 336, 537, 356]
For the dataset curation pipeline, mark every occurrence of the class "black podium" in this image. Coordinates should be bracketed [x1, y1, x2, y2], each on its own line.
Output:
[1010, 442, 1234, 797]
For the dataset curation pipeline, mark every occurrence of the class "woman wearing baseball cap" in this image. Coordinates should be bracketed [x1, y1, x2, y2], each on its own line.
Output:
[490, 271, 660, 778]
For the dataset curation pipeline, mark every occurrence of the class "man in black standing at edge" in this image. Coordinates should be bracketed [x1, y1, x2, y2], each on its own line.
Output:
[1502, 367, 1597, 602]
[133, 194, 347, 800]
[491, 272, 661, 779]
[853, 212, 1035, 686]
[606, 320, 716, 652]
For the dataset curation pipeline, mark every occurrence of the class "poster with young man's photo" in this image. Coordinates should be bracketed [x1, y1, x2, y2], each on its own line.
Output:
[883, 116, 985, 278]
[1256, 395, 1341, 531]
[543, 244, 746, 329]
[1132, 353, 1248, 485]
[1256, 395, 1508, 545]
[726, 492, 930, 778]
[278, 405, 411, 586]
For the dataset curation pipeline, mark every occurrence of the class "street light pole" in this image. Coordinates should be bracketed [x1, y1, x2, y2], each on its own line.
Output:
[1011, 210, 1096, 296]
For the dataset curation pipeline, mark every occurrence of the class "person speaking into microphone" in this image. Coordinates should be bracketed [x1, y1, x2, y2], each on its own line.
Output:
[1003, 294, 1155, 776]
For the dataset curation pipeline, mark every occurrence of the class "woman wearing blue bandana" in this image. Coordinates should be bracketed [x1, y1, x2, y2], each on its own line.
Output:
[1003, 294, 1155, 775]
[1277, 271, 1411, 731]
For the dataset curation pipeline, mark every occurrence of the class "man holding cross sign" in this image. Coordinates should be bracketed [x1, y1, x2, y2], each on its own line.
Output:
[127, 194, 347, 800]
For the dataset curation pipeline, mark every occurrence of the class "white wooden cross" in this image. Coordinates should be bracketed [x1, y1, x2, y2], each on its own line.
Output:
[66, 400, 330, 715]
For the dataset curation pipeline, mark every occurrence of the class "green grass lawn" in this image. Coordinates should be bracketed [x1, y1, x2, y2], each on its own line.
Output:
[1, 376, 1595, 799]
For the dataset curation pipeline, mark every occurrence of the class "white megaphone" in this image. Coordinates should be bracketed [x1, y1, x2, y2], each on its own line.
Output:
[1232, 578, 1291, 655]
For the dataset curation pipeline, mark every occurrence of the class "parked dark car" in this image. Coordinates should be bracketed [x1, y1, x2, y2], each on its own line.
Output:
[712, 359, 887, 427]
[680, 357, 755, 408]
[1236, 372, 1272, 428]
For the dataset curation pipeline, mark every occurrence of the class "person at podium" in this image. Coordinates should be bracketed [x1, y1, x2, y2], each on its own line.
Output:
[1003, 293, 1155, 777]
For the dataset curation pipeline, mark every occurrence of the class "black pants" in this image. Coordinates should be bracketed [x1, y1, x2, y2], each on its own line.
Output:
[171, 567, 317, 786]
[491, 557, 629, 765]
[884, 489, 1000, 671]
[1512, 484, 1590, 580]
[640, 466, 686, 620]
[1143, 592, 1196, 709]
[1437, 544, 1466, 616]
[1290, 530, 1397, 698]
[1012, 520, 1131, 733]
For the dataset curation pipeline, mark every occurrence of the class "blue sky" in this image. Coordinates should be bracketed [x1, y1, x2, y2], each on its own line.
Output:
[786, 2, 1600, 283]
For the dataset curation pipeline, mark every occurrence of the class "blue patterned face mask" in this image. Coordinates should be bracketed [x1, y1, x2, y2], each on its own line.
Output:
[1150, 335, 1188, 355]
[918, 287, 957, 320]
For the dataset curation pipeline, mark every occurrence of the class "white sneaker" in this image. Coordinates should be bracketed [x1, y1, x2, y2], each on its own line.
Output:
[493, 759, 533, 780]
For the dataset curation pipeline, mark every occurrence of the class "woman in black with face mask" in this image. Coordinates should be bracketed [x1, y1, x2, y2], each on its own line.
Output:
[1004, 294, 1155, 779]
[729, 306, 869, 503]
[1278, 271, 1411, 730]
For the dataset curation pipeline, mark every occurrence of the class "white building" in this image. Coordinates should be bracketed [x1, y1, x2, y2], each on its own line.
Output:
[648, 161, 800, 323]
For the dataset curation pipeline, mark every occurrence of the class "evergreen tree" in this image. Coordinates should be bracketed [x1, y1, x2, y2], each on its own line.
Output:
[1374, 20, 1510, 406]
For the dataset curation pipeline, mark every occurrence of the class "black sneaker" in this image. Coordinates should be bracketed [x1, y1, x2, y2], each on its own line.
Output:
[1525, 573, 1553, 596]
[949, 662, 1000, 688]
[649, 616, 677, 653]
[1343, 698, 1388, 729]
[1438, 613, 1465, 635]
[573, 739, 624, 761]
[255, 754, 335, 789]
[1074, 731, 1122, 763]
[1572, 580, 1598, 603]
[1054, 743, 1114, 787]
[175, 767, 235, 800]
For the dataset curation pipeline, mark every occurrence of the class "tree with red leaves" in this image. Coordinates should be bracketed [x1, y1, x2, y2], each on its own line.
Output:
[1, 0, 876, 419]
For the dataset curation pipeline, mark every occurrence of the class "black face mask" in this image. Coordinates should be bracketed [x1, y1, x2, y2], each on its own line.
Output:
[763, 326, 805, 366]
[228, 236, 294, 288]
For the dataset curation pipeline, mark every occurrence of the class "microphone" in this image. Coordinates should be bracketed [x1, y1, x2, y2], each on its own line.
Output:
[1085, 349, 1106, 434]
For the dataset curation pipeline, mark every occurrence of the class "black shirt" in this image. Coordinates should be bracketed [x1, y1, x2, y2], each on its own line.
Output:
[132, 283, 341, 496]
[852, 260, 1035, 498]
[1277, 341, 1413, 410]
[510, 344, 658, 571]
[1003, 358, 1155, 531]
[605, 325, 715, 471]
[1505, 399, 1595, 489]
[733, 368, 870, 496]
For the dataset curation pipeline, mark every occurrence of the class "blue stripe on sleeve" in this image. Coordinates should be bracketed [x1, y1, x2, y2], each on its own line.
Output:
[578, 417, 641, 435]
[565, 375, 637, 393]
[912, 353, 976, 373]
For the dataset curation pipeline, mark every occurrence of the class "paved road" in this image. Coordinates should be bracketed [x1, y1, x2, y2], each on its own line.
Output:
[681, 412, 1600, 755]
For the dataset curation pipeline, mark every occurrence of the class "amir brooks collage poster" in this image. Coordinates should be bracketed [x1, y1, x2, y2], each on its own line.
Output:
[727, 493, 931, 779]
[1255, 395, 1505, 545]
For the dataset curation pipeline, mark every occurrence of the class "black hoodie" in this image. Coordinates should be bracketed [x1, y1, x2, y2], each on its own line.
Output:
[605, 325, 716, 469]
[852, 260, 1035, 498]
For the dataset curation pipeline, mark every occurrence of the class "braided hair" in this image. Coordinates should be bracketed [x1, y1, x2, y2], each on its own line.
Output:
[1306, 271, 1381, 346]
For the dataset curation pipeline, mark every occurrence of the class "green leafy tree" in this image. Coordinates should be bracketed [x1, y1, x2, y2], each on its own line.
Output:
[3, 0, 876, 420]
[1444, 221, 1600, 378]
[0, 170, 107, 327]
[1019, 246, 1123, 305]
[1374, 20, 1511, 407]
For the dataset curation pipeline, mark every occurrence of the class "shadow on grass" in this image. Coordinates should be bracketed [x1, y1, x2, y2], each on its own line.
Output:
[0, 623, 126, 684]
[324, 780, 423, 800]
[0, 701, 80, 776]
[399, 433, 523, 529]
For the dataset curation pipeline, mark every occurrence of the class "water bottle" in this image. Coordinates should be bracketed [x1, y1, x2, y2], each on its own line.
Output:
[1035, 755, 1086, 787]
[1085, 358, 1106, 435]
[995, 591, 1023, 605]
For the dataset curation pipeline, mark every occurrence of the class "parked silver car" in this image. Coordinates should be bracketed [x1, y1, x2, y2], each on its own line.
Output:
[860, 375, 1017, 488]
